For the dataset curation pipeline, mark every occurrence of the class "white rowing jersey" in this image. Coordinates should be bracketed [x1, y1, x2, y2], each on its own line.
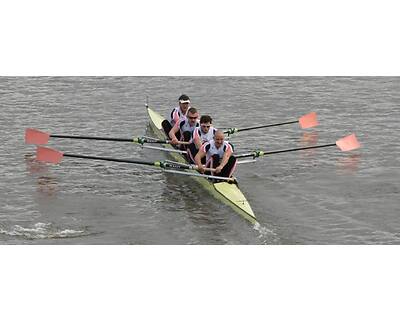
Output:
[193, 127, 217, 145]
[179, 118, 200, 135]
[169, 106, 187, 127]
[201, 140, 233, 162]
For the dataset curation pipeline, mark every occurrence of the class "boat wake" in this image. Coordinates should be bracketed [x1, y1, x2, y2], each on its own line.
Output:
[253, 222, 280, 244]
[0, 222, 90, 240]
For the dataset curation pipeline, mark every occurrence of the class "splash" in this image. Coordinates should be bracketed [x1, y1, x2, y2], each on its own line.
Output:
[0, 222, 87, 240]
[253, 222, 280, 244]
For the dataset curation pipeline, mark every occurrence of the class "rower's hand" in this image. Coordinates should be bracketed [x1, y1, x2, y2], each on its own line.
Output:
[215, 166, 223, 174]
[170, 137, 179, 145]
[197, 165, 205, 174]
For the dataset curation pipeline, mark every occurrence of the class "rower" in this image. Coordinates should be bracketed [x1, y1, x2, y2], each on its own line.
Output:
[169, 107, 200, 146]
[162, 94, 191, 139]
[194, 130, 237, 178]
[186, 115, 217, 163]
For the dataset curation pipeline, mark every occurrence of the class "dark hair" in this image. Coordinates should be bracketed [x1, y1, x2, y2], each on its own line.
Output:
[178, 94, 190, 101]
[188, 107, 198, 114]
[200, 115, 212, 124]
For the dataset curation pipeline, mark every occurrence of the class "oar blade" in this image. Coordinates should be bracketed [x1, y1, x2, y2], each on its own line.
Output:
[336, 134, 361, 152]
[299, 112, 319, 129]
[36, 146, 64, 164]
[25, 128, 50, 145]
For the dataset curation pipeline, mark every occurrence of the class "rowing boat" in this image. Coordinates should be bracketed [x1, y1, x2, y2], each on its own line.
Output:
[146, 106, 257, 224]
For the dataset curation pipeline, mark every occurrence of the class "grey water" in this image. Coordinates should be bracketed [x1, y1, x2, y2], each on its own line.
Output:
[0, 77, 399, 244]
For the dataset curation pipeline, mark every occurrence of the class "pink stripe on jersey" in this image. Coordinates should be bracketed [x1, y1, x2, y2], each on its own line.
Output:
[172, 110, 180, 124]
[225, 142, 233, 153]
[228, 158, 237, 178]
[200, 142, 210, 153]
[193, 128, 200, 140]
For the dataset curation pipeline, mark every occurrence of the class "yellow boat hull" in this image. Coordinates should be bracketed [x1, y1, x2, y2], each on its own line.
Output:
[146, 106, 257, 224]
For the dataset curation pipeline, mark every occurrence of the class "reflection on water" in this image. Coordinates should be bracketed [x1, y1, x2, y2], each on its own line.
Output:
[25, 153, 59, 195]
[24, 153, 49, 175]
[37, 176, 59, 195]
[336, 154, 361, 174]
[300, 131, 319, 146]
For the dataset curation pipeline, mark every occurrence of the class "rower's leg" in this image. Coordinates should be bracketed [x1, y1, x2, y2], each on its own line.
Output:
[204, 157, 216, 176]
[161, 120, 172, 136]
[162, 120, 181, 141]
[210, 154, 220, 176]
[186, 143, 198, 164]
[177, 131, 191, 152]
[182, 131, 191, 142]
[219, 155, 238, 178]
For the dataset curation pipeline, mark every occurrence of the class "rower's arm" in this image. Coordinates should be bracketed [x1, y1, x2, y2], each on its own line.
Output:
[193, 136, 203, 150]
[219, 148, 233, 169]
[169, 122, 180, 141]
[194, 149, 206, 168]
[172, 110, 180, 125]
[195, 150, 206, 173]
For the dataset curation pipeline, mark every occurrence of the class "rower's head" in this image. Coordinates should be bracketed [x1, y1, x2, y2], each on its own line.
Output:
[187, 107, 199, 126]
[214, 130, 225, 148]
[178, 94, 191, 114]
[200, 115, 212, 134]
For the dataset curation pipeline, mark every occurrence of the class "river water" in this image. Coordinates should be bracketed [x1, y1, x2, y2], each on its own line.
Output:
[0, 77, 399, 244]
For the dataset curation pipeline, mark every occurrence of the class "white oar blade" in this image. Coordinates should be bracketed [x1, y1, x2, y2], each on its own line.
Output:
[36, 146, 64, 164]
[336, 133, 361, 152]
[299, 112, 319, 129]
[25, 128, 50, 145]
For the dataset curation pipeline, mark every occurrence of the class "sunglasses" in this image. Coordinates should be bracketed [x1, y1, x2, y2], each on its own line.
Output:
[188, 116, 198, 120]
[201, 125, 211, 128]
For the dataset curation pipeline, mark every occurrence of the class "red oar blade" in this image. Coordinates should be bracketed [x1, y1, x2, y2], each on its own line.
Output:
[25, 128, 50, 145]
[36, 146, 64, 164]
[299, 112, 319, 129]
[336, 133, 361, 152]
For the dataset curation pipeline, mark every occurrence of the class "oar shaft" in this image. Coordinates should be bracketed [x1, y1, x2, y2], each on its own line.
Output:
[61, 153, 202, 170]
[234, 120, 298, 133]
[141, 145, 188, 154]
[235, 143, 336, 159]
[50, 134, 189, 145]
[63, 153, 158, 166]
[223, 112, 318, 135]
[164, 160, 216, 172]
[51, 134, 133, 142]
[263, 143, 336, 155]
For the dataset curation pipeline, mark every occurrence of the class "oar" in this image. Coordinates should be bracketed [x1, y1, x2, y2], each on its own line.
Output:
[235, 133, 361, 159]
[35, 146, 216, 173]
[141, 145, 188, 155]
[25, 128, 190, 145]
[224, 112, 319, 136]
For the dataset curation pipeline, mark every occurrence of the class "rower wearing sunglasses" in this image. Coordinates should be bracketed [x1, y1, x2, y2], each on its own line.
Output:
[186, 115, 217, 162]
[169, 107, 200, 146]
